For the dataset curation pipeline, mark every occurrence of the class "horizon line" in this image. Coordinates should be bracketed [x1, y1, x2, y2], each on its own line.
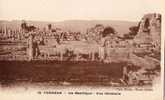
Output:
[0, 18, 139, 23]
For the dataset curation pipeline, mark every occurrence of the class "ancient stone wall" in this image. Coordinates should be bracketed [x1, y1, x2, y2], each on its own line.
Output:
[134, 13, 161, 51]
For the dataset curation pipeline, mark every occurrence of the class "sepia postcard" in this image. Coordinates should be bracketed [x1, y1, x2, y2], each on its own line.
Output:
[0, 0, 164, 100]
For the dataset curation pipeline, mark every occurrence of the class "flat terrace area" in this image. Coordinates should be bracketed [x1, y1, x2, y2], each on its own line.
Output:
[0, 60, 125, 87]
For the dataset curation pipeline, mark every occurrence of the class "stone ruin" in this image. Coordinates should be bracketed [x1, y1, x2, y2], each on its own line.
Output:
[134, 13, 161, 51]
[101, 13, 161, 67]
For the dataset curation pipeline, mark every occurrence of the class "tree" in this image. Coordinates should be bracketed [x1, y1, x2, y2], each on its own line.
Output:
[123, 26, 139, 39]
[21, 20, 27, 31]
[95, 24, 104, 28]
[48, 24, 52, 30]
[27, 25, 36, 32]
[21, 20, 36, 32]
[129, 26, 139, 36]
[102, 26, 115, 37]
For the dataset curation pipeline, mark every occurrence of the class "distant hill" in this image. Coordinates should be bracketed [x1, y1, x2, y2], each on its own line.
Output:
[0, 20, 138, 35]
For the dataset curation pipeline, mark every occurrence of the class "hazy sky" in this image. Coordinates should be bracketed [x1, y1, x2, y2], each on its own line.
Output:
[0, 0, 163, 21]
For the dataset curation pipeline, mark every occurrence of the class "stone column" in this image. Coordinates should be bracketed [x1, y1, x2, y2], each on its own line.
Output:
[60, 51, 63, 61]
[28, 34, 33, 61]
[91, 52, 95, 61]
[4, 26, 7, 38]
